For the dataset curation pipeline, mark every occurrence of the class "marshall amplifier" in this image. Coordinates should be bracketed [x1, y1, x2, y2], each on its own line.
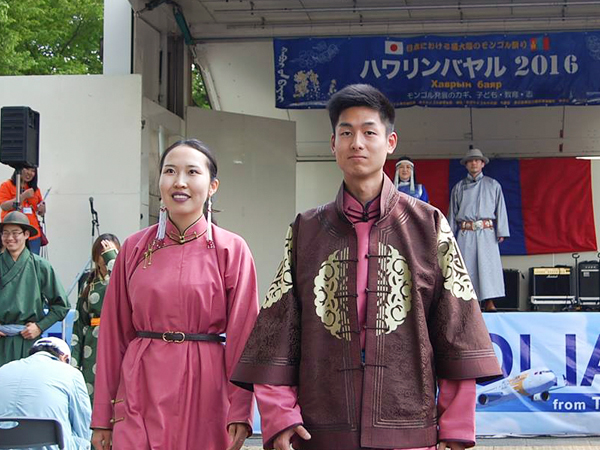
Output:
[579, 261, 600, 306]
[494, 269, 521, 310]
[530, 266, 575, 305]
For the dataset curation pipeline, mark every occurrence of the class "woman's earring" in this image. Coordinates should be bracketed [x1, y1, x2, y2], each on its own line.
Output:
[156, 202, 167, 240]
[206, 196, 215, 249]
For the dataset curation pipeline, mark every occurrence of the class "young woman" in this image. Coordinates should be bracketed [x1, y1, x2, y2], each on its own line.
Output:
[0, 166, 46, 254]
[91, 140, 259, 450]
[0, 211, 69, 367]
[71, 233, 121, 404]
[393, 156, 430, 203]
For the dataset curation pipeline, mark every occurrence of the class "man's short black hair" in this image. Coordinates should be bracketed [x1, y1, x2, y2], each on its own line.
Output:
[29, 344, 63, 360]
[327, 84, 395, 134]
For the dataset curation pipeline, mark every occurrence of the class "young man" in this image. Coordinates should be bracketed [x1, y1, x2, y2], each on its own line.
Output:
[448, 148, 510, 312]
[232, 84, 501, 450]
[0, 337, 92, 450]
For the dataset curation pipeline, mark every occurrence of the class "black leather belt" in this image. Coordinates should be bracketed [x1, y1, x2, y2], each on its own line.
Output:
[136, 331, 225, 343]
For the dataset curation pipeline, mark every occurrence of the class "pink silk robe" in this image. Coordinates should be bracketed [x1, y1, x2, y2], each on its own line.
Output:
[92, 217, 259, 449]
[253, 191, 476, 450]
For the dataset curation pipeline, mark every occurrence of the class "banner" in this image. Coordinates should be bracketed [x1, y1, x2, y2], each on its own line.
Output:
[274, 32, 600, 108]
[383, 157, 597, 255]
[477, 312, 600, 436]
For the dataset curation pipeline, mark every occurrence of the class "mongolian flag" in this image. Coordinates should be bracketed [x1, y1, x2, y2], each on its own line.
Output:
[384, 157, 597, 255]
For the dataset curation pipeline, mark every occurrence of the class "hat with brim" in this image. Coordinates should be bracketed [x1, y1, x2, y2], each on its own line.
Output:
[0, 211, 38, 237]
[460, 148, 489, 165]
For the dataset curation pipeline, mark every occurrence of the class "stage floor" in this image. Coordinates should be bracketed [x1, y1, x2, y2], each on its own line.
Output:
[242, 436, 600, 449]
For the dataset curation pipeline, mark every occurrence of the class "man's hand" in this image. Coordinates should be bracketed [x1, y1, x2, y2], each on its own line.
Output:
[226, 423, 250, 450]
[438, 441, 467, 450]
[20, 322, 41, 340]
[0, 331, 6, 337]
[21, 188, 35, 200]
[37, 201, 46, 216]
[273, 425, 311, 450]
[92, 429, 112, 450]
[498, 237, 505, 243]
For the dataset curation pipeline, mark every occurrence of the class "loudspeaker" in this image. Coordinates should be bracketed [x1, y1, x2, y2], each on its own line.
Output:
[579, 261, 600, 302]
[494, 269, 520, 310]
[0, 106, 40, 168]
[530, 266, 573, 297]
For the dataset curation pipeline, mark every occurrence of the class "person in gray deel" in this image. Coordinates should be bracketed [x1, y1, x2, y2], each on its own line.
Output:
[448, 148, 510, 312]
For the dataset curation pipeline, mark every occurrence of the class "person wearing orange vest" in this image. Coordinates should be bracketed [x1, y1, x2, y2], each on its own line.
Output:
[0, 165, 46, 255]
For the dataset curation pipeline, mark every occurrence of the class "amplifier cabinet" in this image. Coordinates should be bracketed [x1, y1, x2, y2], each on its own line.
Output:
[579, 261, 600, 305]
[495, 269, 520, 310]
[530, 266, 575, 305]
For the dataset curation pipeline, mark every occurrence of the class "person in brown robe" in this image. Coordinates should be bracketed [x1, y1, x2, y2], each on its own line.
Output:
[232, 84, 502, 450]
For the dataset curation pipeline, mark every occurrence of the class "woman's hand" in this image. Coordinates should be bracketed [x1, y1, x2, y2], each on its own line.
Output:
[20, 322, 41, 339]
[101, 240, 118, 252]
[92, 429, 112, 450]
[37, 201, 46, 216]
[21, 188, 35, 200]
[226, 423, 250, 450]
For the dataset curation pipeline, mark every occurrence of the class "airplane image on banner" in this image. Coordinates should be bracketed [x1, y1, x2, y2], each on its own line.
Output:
[477, 367, 566, 408]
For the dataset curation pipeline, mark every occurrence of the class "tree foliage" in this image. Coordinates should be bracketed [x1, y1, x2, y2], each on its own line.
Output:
[0, 0, 103, 75]
[191, 64, 211, 109]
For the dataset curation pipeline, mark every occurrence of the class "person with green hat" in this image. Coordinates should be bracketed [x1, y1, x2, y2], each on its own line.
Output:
[0, 211, 69, 367]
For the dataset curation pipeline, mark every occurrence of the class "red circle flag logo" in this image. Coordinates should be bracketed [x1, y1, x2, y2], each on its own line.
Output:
[385, 40, 404, 55]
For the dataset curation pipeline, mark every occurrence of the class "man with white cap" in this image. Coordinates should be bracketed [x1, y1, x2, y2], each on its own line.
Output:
[448, 148, 510, 312]
[0, 337, 92, 449]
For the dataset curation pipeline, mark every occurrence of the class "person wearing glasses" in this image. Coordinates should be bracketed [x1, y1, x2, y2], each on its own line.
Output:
[0, 166, 46, 255]
[0, 211, 69, 367]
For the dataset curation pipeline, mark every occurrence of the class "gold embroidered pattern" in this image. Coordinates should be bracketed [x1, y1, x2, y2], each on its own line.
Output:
[437, 217, 476, 301]
[314, 247, 351, 341]
[262, 226, 294, 309]
[376, 243, 412, 335]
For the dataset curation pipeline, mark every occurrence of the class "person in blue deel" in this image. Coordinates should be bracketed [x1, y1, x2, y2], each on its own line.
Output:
[393, 156, 429, 202]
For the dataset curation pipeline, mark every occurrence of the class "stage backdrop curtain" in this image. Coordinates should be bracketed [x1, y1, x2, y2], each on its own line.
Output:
[384, 157, 597, 255]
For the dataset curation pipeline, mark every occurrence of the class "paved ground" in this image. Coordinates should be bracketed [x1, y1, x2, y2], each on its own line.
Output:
[242, 436, 600, 449]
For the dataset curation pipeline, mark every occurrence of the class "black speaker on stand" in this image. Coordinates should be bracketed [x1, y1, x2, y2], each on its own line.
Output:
[1, 106, 40, 211]
[0, 106, 40, 169]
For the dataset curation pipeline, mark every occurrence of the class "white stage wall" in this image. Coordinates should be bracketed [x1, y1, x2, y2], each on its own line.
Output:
[0, 75, 143, 305]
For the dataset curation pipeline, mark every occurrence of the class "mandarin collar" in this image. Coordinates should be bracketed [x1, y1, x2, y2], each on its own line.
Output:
[467, 172, 484, 182]
[165, 215, 207, 244]
[335, 174, 399, 224]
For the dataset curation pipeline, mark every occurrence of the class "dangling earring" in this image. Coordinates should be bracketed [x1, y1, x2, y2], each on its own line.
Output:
[156, 202, 167, 241]
[206, 196, 215, 249]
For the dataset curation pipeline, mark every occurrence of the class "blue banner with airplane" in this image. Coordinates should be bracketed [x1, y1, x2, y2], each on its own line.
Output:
[477, 312, 600, 436]
[274, 32, 600, 108]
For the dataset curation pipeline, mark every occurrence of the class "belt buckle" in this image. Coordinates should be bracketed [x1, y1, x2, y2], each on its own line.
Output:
[473, 220, 483, 231]
[162, 331, 185, 343]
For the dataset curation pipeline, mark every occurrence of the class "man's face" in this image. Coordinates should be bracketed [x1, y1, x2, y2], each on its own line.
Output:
[331, 106, 397, 182]
[466, 158, 485, 177]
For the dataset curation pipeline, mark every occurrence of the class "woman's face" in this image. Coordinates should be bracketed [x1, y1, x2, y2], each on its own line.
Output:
[1, 224, 29, 256]
[159, 145, 219, 229]
[398, 162, 413, 182]
[21, 167, 36, 183]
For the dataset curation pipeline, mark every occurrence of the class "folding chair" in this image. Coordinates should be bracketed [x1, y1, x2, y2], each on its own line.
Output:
[0, 417, 64, 449]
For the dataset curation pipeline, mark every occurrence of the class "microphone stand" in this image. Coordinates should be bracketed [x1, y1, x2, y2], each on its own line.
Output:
[66, 199, 101, 302]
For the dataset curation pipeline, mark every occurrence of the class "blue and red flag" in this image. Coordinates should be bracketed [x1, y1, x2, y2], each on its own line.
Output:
[384, 157, 597, 255]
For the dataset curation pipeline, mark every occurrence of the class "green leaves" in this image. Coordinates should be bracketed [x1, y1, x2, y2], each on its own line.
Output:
[0, 0, 103, 75]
